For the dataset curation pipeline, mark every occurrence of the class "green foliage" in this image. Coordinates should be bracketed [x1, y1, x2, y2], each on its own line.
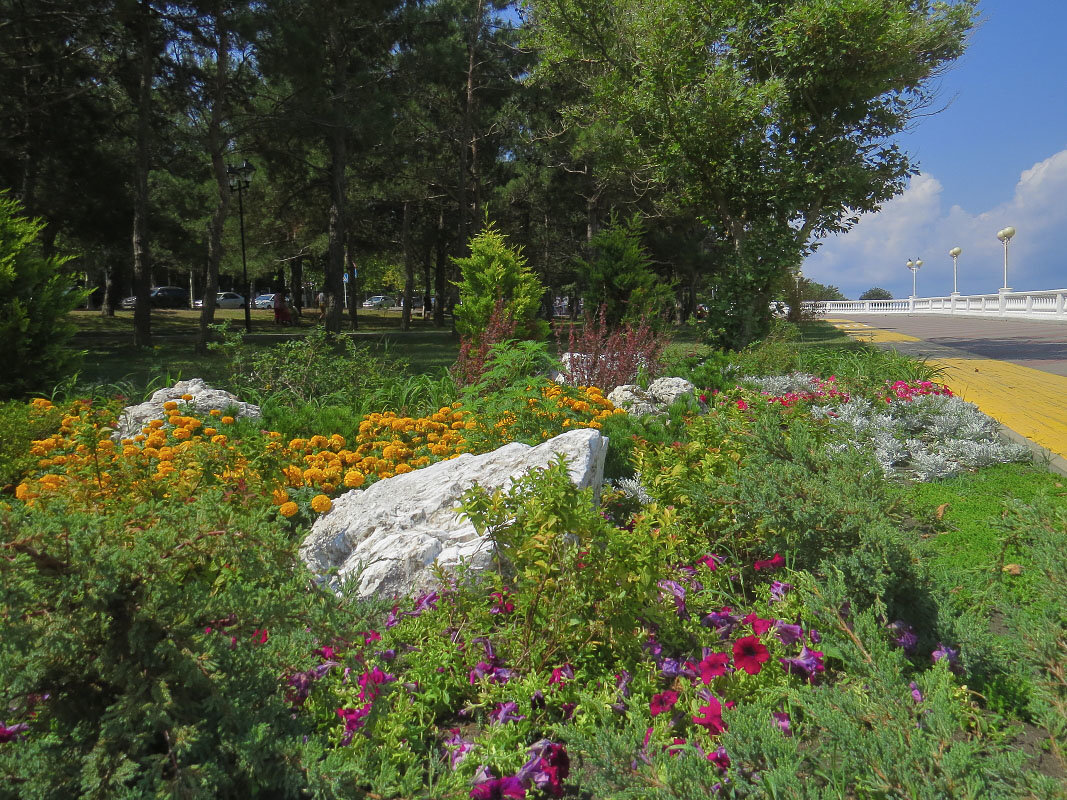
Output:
[0, 194, 88, 399]
[0, 490, 342, 798]
[452, 221, 548, 342]
[459, 459, 674, 670]
[465, 339, 558, 396]
[575, 214, 674, 327]
[860, 287, 894, 300]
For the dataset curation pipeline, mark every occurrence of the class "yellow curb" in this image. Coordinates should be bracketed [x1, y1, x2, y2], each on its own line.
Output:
[929, 358, 1067, 460]
[831, 320, 1067, 460]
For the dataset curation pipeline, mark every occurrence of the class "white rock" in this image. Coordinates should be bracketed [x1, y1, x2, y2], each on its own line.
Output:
[299, 428, 609, 600]
[648, 377, 696, 407]
[113, 378, 261, 441]
[607, 384, 658, 416]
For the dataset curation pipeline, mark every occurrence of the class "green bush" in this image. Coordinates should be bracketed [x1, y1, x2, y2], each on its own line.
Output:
[0, 490, 355, 798]
[0, 193, 88, 399]
[452, 222, 548, 343]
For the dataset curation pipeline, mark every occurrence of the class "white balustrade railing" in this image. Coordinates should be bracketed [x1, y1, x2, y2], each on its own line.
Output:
[806, 289, 1067, 321]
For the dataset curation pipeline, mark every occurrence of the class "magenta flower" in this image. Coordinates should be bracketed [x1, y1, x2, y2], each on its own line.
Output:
[357, 667, 396, 701]
[549, 664, 574, 686]
[692, 695, 727, 735]
[336, 705, 372, 744]
[769, 580, 792, 602]
[470, 776, 526, 799]
[754, 553, 785, 572]
[932, 642, 960, 670]
[518, 740, 570, 797]
[0, 722, 28, 743]
[888, 620, 918, 653]
[649, 690, 679, 717]
[743, 613, 775, 635]
[732, 635, 770, 675]
[707, 745, 730, 771]
[251, 628, 268, 645]
[363, 630, 382, 644]
[489, 590, 514, 615]
[696, 553, 721, 571]
[693, 652, 730, 685]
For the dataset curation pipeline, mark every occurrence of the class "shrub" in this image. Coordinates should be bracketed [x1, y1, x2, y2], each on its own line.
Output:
[452, 221, 548, 343]
[0, 399, 61, 492]
[575, 213, 674, 328]
[0, 193, 88, 399]
[555, 305, 669, 391]
[453, 298, 520, 387]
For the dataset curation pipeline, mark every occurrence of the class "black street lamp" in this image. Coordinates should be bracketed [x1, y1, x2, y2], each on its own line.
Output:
[227, 160, 256, 332]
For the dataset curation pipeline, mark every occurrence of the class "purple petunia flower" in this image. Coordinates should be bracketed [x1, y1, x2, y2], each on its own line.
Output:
[517, 740, 570, 797]
[488, 701, 526, 725]
[888, 620, 918, 653]
[643, 637, 663, 657]
[909, 682, 924, 703]
[659, 658, 697, 680]
[410, 590, 439, 617]
[658, 579, 690, 620]
[444, 729, 475, 769]
[702, 608, 739, 639]
[549, 664, 574, 686]
[771, 711, 792, 736]
[769, 580, 793, 603]
[931, 643, 960, 670]
[616, 669, 633, 698]
[775, 621, 805, 646]
[780, 646, 825, 680]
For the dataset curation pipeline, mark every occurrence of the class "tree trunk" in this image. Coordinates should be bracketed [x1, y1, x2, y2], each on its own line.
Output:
[434, 208, 447, 328]
[324, 19, 347, 334]
[131, 0, 155, 348]
[400, 201, 414, 331]
[197, 2, 230, 354]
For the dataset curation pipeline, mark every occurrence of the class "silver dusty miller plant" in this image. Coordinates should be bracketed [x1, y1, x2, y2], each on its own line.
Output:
[811, 393, 1030, 481]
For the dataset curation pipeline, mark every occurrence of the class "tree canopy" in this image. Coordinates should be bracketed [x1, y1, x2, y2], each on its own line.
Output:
[0, 0, 976, 350]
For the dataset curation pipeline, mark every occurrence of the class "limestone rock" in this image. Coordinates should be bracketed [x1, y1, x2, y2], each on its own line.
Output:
[299, 427, 609, 599]
[648, 377, 696, 407]
[608, 377, 695, 416]
[113, 378, 261, 441]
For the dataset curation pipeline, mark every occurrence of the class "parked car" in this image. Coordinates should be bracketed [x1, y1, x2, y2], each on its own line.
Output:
[253, 293, 276, 309]
[119, 286, 190, 309]
[362, 295, 395, 309]
[216, 292, 245, 309]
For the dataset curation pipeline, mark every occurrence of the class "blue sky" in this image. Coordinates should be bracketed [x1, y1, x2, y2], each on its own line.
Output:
[803, 0, 1067, 299]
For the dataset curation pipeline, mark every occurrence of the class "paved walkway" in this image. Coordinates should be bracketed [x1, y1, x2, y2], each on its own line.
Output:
[824, 315, 1067, 472]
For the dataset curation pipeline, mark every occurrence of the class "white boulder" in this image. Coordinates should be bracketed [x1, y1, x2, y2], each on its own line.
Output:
[299, 428, 609, 599]
[608, 377, 695, 416]
[113, 378, 261, 441]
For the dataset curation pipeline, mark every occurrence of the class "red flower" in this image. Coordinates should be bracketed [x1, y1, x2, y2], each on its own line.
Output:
[251, 629, 269, 645]
[693, 652, 730, 684]
[732, 636, 770, 675]
[692, 695, 727, 735]
[649, 690, 679, 717]
[742, 613, 775, 635]
[753, 553, 785, 572]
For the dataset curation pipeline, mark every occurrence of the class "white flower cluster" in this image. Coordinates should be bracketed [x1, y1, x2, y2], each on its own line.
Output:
[811, 393, 1030, 481]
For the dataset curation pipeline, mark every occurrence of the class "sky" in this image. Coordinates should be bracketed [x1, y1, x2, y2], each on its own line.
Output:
[802, 0, 1067, 300]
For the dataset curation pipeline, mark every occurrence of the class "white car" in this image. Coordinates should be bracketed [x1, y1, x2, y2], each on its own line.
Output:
[253, 293, 276, 309]
[362, 295, 395, 309]
[193, 292, 245, 309]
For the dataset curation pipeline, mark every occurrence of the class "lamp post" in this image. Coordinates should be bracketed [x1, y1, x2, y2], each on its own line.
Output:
[996, 226, 1015, 293]
[906, 258, 923, 298]
[949, 247, 961, 295]
[227, 160, 256, 332]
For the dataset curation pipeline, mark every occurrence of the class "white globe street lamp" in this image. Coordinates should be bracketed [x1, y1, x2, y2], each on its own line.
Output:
[996, 226, 1015, 293]
[906, 258, 923, 298]
[949, 247, 962, 295]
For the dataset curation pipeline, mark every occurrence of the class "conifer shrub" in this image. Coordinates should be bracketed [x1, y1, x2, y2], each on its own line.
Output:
[0, 489, 357, 797]
[452, 221, 548, 344]
[0, 193, 88, 400]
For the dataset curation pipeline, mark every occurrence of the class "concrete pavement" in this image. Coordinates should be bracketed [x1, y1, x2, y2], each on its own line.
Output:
[825, 315, 1067, 473]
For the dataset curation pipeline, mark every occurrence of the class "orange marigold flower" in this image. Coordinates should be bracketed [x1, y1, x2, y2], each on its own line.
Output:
[394, 463, 413, 475]
[203, 427, 217, 436]
[211, 434, 228, 445]
[344, 470, 366, 488]
[311, 494, 332, 513]
[220, 416, 235, 425]
[163, 401, 179, 411]
[279, 501, 299, 517]
[271, 488, 289, 505]
[172, 429, 191, 440]
[209, 409, 221, 417]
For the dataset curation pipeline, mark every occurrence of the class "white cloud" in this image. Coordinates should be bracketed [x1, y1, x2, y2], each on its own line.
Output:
[804, 148, 1067, 299]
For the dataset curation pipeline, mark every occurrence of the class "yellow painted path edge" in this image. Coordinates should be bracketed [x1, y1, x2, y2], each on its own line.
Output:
[825, 319, 1067, 462]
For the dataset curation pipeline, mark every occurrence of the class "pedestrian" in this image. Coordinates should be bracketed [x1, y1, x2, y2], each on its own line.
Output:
[273, 291, 291, 326]
[317, 290, 327, 321]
